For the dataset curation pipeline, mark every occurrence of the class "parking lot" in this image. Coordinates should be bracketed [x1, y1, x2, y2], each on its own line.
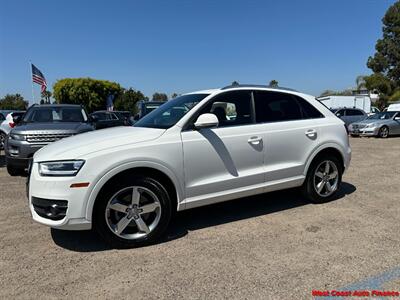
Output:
[0, 137, 399, 299]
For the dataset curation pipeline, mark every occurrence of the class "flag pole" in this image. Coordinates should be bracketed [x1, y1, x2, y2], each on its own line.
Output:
[29, 61, 35, 105]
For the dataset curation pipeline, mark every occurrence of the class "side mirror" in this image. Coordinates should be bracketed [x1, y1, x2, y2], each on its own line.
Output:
[13, 115, 21, 124]
[194, 113, 219, 129]
[90, 115, 99, 123]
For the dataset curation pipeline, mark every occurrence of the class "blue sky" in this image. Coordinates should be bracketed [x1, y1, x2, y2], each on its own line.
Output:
[0, 0, 396, 103]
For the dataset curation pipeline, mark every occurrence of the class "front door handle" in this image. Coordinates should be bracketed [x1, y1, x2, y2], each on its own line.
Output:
[305, 129, 317, 138]
[248, 136, 262, 144]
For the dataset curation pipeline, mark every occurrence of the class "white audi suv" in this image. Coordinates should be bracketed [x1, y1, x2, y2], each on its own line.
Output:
[28, 85, 351, 248]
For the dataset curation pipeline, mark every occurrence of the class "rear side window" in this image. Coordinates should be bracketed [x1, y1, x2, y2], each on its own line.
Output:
[295, 96, 324, 119]
[254, 91, 302, 122]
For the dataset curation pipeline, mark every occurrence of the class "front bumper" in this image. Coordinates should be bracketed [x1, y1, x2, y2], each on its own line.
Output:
[5, 138, 46, 160]
[28, 162, 92, 230]
[349, 127, 379, 136]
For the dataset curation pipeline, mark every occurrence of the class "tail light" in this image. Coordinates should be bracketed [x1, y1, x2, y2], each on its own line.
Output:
[9, 122, 15, 128]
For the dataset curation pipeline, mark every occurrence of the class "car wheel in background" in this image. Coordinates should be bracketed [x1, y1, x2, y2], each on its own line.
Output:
[302, 155, 343, 204]
[93, 176, 172, 248]
[0, 131, 6, 150]
[7, 165, 25, 176]
[378, 126, 389, 138]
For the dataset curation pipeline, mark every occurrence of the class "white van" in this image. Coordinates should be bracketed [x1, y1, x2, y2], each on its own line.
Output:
[387, 103, 400, 111]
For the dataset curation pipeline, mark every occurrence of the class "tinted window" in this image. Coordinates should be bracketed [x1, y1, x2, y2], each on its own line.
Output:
[197, 90, 252, 127]
[335, 110, 345, 117]
[346, 109, 364, 116]
[0, 114, 5, 121]
[254, 91, 302, 122]
[23, 107, 86, 123]
[295, 96, 324, 119]
[93, 112, 108, 120]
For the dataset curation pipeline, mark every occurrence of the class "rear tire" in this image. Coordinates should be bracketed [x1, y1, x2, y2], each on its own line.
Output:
[302, 155, 343, 204]
[93, 176, 172, 248]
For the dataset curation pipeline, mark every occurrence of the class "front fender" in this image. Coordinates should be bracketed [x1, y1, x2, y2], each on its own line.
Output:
[84, 160, 184, 221]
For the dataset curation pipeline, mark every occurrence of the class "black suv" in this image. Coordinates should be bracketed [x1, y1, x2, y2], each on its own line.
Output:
[90, 110, 133, 129]
[5, 104, 94, 176]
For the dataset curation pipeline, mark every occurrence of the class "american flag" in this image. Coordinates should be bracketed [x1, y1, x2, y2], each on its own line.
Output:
[31, 64, 47, 92]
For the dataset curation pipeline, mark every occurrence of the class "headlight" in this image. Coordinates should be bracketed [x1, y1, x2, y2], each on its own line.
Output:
[39, 160, 85, 176]
[10, 133, 26, 141]
[366, 123, 376, 128]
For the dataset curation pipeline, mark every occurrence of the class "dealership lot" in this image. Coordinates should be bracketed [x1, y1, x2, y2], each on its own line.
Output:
[0, 137, 400, 299]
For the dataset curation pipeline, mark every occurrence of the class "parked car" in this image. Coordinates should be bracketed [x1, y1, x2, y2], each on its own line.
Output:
[5, 104, 94, 175]
[330, 108, 367, 128]
[0, 111, 25, 149]
[387, 102, 400, 112]
[90, 111, 133, 130]
[133, 101, 164, 122]
[28, 84, 351, 248]
[349, 111, 400, 138]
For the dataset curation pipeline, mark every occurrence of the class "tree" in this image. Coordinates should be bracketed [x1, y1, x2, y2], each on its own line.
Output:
[171, 93, 179, 99]
[53, 78, 122, 112]
[152, 92, 168, 102]
[113, 88, 146, 115]
[268, 80, 279, 87]
[0, 94, 28, 110]
[355, 75, 367, 91]
[41, 90, 52, 104]
[365, 1, 400, 108]
[231, 81, 239, 86]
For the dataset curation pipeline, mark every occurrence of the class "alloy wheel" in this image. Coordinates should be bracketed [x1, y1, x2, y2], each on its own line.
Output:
[105, 186, 162, 240]
[379, 127, 388, 138]
[313, 160, 339, 197]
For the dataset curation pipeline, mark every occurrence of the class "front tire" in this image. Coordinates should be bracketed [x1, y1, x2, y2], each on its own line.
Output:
[0, 131, 6, 150]
[7, 164, 25, 176]
[378, 126, 389, 138]
[93, 176, 172, 248]
[302, 155, 343, 203]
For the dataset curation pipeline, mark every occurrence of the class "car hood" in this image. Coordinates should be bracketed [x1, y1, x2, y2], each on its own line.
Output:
[34, 126, 166, 161]
[354, 119, 389, 125]
[13, 122, 89, 133]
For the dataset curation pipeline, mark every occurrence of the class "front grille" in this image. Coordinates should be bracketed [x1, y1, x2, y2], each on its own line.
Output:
[352, 124, 367, 130]
[32, 197, 68, 220]
[26, 133, 73, 143]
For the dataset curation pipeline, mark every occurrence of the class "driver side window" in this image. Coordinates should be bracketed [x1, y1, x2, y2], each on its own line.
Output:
[197, 90, 252, 127]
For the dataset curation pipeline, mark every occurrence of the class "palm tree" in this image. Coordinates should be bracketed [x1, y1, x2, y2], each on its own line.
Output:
[356, 76, 366, 92]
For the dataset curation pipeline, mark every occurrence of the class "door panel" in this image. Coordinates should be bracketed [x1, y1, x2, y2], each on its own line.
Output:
[181, 124, 265, 201]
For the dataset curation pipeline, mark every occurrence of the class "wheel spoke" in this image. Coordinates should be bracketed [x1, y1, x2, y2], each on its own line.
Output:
[315, 171, 324, 179]
[329, 171, 338, 180]
[115, 216, 132, 234]
[108, 201, 128, 213]
[317, 181, 325, 193]
[140, 202, 160, 214]
[135, 217, 150, 234]
[131, 187, 141, 205]
[325, 182, 332, 192]
[324, 161, 330, 173]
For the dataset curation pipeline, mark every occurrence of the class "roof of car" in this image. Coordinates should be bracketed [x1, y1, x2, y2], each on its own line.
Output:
[187, 84, 299, 95]
[31, 104, 82, 108]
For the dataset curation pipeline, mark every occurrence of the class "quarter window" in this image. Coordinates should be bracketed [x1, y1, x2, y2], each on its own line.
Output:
[254, 91, 302, 122]
[295, 96, 324, 119]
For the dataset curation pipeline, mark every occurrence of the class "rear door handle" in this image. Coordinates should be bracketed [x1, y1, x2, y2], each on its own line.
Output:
[305, 129, 317, 138]
[248, 136, 262, 144]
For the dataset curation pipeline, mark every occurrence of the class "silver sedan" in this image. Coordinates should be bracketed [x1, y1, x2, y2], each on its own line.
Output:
[349, 111, 400, 138]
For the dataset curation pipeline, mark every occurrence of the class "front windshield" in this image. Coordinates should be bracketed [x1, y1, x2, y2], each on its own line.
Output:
[134, 94, 209, 129]
[367, 112, 396, 120]
[23, 107, 87, 123]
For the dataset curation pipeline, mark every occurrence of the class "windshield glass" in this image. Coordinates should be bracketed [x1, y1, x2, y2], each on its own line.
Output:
[134, 94, 209, 129]
[23, 107, 87, 123]
[367, 112, 396, 120]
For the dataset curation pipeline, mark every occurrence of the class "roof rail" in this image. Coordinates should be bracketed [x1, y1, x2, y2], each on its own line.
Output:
[221, 84, 298, 92]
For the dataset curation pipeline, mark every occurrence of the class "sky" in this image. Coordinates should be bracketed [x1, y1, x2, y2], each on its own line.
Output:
[0, 0, 397, 104]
